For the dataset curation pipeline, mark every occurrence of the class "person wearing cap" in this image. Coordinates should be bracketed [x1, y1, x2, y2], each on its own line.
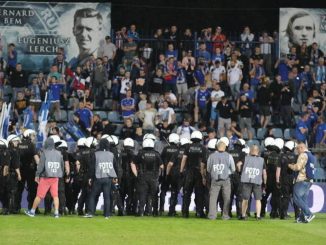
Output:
[16, 129, 40, 212]
[25, 138, 64, 218]
[75, 138, 92, 215]
[180, 131, 208, 218]
[84, 139, 118, 219]
[0, 139, 11, 214]
[119, 138, 137, 215]
[131, 138, 163, 216]
[240, 145, 267, 220]
[97, 36, 116, 61]
[276, 141, 297, 219]
[207, 140, 235, 220]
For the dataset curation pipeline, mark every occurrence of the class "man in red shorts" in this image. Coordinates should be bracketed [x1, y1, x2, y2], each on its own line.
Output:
[25, 137, 64, 218]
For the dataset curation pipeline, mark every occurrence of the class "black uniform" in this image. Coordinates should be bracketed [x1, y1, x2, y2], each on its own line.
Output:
[5, 146, 20, 214]
[159, 143, 179, 215]
[182, 141, 207, 218]
[65, 152, 77, 214]
[278, 151, 296, 219]
[75, 147, 92, 215]
[135, 147, 162, 216]
[108, 144, 122, 216]
[17, 138, 38, 210]
[119, 146, 137, 215]
[261, 146, 281, 218]
[0, 147, 10, 213]
[228, 145, 246, 218]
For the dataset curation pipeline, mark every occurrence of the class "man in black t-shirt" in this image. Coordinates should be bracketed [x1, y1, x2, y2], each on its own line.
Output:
[238, 94, 253, 139]
[216, 96, 233, 137]
[280, 82, 294, 128]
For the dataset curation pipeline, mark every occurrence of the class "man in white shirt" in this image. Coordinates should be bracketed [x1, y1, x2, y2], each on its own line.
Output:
[176, 118, 196, 139]
[97, 36, 117, 60]
[227, 61, 243, 99]
[158, 101, 175, 125]
[210, 60, 226, 83]
[210, 83, 225, 127]
[139, 101, 157, 131]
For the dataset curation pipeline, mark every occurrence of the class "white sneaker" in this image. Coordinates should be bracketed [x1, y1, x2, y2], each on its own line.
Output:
[306, 214, 315, 223]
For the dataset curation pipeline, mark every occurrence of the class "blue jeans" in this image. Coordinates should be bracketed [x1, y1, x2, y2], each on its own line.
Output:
[89, 177, 112, 217]
[293, 181, 312, 218]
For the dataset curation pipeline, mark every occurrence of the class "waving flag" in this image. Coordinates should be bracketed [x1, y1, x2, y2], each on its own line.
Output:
[0, 102, 11, 139]
[23, 107, 34, 130]
[37, 92, 50, 149]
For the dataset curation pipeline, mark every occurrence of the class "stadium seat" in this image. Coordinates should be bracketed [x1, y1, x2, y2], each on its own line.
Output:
[68, 110, 75, 121]
[256, 128, 267, 140]
[271, 128, 283, 138]
[294, 115, 300, 124]
[94, 111, 108, 120]
[176, 113, 183, 124]
[108, 111, 122, 123]
[284, 128, 294, 140]
[60, 110, 68, 122]
[114, 124, 123, 135]
[243, 128, 256, 140]
[246, 139, 260, 147]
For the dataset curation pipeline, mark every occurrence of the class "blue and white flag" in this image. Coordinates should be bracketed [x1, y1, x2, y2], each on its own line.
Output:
[23, 107, 34, 130]
[37, 93, 50, 149]
[1, 102, 11, 139]
[62, 121, 86, 141]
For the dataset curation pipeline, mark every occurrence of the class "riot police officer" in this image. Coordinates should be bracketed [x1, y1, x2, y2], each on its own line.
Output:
[84, 139, 117, 219]
[132, 138, 163, 216]
[119, 138, 137, 215]
[261, 137, 279, 217]
[276, 140, 297, 219]
[204, 138, 218, 215]
[228, 139, 246, 218]
[261, 138, 283, 218]
[17, 129, 39, 211]
[75, 137, 92, 215]
[180, 131, 207, 218]
[104, 135, 122, 216]
[6, 134, 22, 214]
[159, 133, 180, 215]
[0, 139, 10, 214]
[57, 140, 70, 215]
[166, 137, 191, 216]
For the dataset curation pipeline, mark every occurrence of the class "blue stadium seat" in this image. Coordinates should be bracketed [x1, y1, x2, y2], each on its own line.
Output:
[256, 128, 267, 140]
[94, 111, 108, 120]
[271, 128, 283, 138]
[114, 124, 123, 135]
[284, 128, 294, 140]
[108, 111, 122, 123]
[246, 139, 260, 147]
[243, 128, 256, 140]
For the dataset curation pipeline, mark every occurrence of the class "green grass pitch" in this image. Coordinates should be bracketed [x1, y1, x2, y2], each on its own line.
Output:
[0, 213, 325, 245]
